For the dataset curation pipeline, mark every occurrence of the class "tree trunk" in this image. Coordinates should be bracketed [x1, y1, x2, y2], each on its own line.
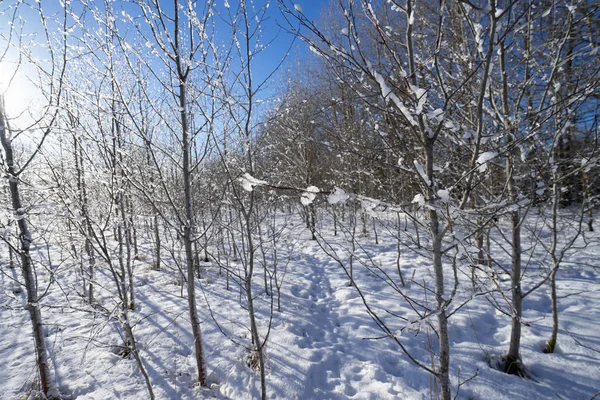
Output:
[179, 79, 207, 386]
[505, 207, 523, 374]
[122, 308, 155, 399]
[1, 102, 55, 398]
[545, 265, 559, 353]
[153, 213, 161, 270]
[426, 141, 451, 400]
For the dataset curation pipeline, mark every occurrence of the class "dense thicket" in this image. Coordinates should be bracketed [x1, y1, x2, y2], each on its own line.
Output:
[0, 1, 598, 399]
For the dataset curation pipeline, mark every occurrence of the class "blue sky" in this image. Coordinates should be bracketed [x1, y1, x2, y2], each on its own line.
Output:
[0, 0, 330, 121]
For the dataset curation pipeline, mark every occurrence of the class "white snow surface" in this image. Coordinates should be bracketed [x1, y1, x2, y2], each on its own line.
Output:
[1, 211, 600, 400]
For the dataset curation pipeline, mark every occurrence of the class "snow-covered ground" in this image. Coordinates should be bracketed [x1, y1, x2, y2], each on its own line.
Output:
[1, 210, 599, 399]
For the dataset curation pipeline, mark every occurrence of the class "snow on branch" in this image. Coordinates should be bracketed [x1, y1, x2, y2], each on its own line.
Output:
[300, 186, 320, 206]
[367, 61, 418, 127]
[476, 151, 498, 172]
[239, 173, 268, 192]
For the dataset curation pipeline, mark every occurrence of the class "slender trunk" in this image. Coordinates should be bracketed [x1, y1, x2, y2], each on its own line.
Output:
[229, 207, 238, 260]
[396, 213, 405, 287]
[120, 199, 135, 310]
[333, 205, 338, 236]
[505, 149, 523, 371]
[546, 265, 559, 353]
[500, 36, 524, 373]
[122, 309, 155, 399]
[506, 206, 522, 373]
[310, 203, 317, 241]
[129, 199, 138, 259]
[348, 204, 356, 286]
[546, 164, 561, 353]
[432, 216, 450, 400]
[486, 225, 492, 269]
[426, 140, 451, 400]
[154, 213, 161, 270]
[73, 127, 95, 303]
[202, 217, 210, 262]
[258, 223, 270, 296]
[179, 77, 207, 385]
[1, 103, 54, 397]
[194, 238, 201, 278]
[373, 217, 378, 245]
[584, 172, 594, 232]
[244, 209, 267, 398]
[413, 218, 421, 249]
[361, 211, 367, 237]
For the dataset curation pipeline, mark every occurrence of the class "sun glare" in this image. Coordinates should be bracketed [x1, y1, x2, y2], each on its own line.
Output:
[0, 55, 41, 126]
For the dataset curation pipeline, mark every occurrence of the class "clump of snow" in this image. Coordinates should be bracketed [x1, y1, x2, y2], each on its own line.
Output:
[474, 23, 484, 53]
[239, 173, 267, 191]
[428, 108, 444, 122]
[413, 160, 431, 186]
[328, 187, 349, 205]
[410, 85, 427, 115]
[294, 4, 303, 13]
[535, 181, 546, 196]
[476, 151, 498, 172]
[412, 193, 425, 206]
[300, 185, 319, 206]
[437, 189, 450, 203]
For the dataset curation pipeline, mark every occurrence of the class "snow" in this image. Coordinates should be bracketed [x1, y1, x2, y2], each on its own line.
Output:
[476, 151, 498, 172]
[358, 196, 380, 216]
[328, 187, 349, 205]
[411, 85, 427, 116]
[239, 173, 267, 192]
[428, 108, 444, 122]
[1, 210, 600, 400]
[367, 61, 418, 126]
[294, 4, 303, 13]
[413, 160, 431, 187]
[412, 193, 425, 206]
[474, 23, 484, 54]
[300, 185, 319, 206]
[437, 189, 450, 203]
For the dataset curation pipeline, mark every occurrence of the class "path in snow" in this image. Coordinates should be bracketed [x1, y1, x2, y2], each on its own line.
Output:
[266, 236, 419, 400]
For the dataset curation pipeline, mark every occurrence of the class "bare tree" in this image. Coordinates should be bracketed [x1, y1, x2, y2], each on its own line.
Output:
[0, 0, 67, 396]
